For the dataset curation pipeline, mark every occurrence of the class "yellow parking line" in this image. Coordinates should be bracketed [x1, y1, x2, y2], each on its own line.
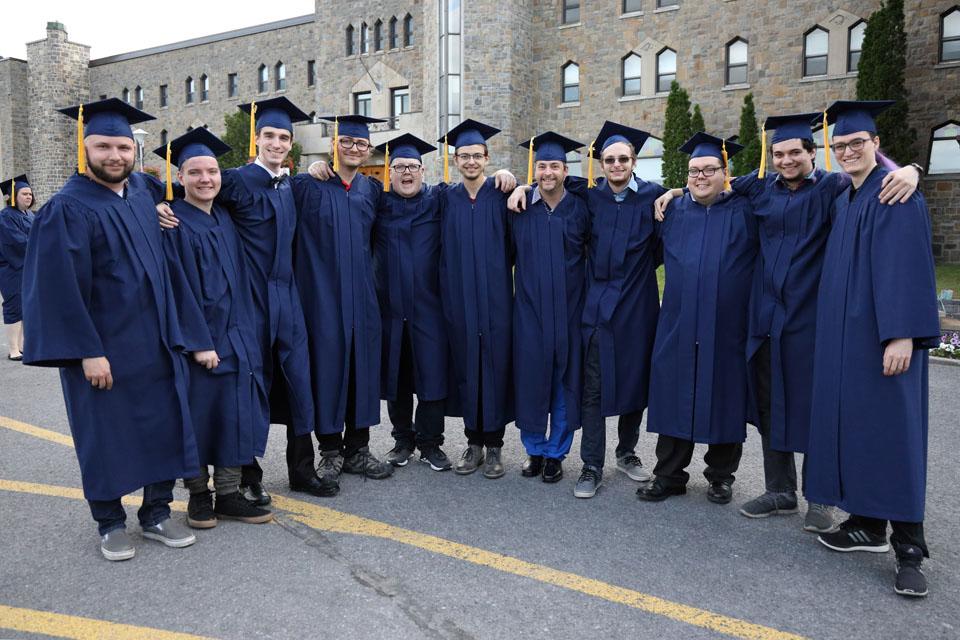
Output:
[0, 417, 807, 640]
[0, 604, 213, 640]
[0, 415, 74, 447]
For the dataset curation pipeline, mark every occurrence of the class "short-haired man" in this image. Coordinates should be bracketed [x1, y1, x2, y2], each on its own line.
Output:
[0, 174, 35, 360]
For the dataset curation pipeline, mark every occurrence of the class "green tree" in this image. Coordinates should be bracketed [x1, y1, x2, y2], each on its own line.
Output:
[856, 0, 914, 164]
[661, 81, 693, 188]
[733, 93, 761, 176]
[219, 110, 303, 173]
[690, 104, 706, 135]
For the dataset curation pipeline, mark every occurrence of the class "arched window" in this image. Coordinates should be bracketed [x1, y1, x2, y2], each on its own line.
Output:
[275, 62, 285, 90]
[622, 53, 641, 96]
[848, 20, 866, 72]
[804, 27, 829, 77]
[360, 22, 369, 54]
[122, 87, 130, 103]
[941, 7, 960, 62]
[403, 14, 413, 47]
[928, 122, 960, 174]
[134, 86, 143, 109]
[374, 20, 383, 51]
[726, 38, 748, 85]
[562, 0, 579, 24]
[258, 64, 268, 93]
[622, 0, 641, 13]
[561, 61, 579, 103]
[389, 17, 398, 49]
[346, 24, 355, 56]
[185, 77, 194, 104]
[656, 48, 676, 93]
[199, 74, 208, 101]
[160, 129, 168, 147]
[634, 135, 665, 185]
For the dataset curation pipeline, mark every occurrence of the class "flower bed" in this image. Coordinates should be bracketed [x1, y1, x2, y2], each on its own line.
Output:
[931, 331, 960, 360]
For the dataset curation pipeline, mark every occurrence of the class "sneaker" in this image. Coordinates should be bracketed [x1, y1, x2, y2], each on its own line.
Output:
[386, 441, 416, 467]
[317, 449, 344, 494]
[214, 491, 274, 524]
[342, 446, 394, 479]
[542, 458, 563, 483]
[739, 491, 799, 519]
[142, 518, 197, 548]
[239, 481, 271, 507]
[615, 454, 651, 482]
[574, 466, 602, 498]
[100, 529, 135, 561]
[419, 446, 453, 471]
[818, 521, 890, 553]
[455, 445, 484, 475]
[894, 545, 928, 597]
[803, 503, 836, 533]
[482, 447, 505, 479]
[186, 490, 218, 529]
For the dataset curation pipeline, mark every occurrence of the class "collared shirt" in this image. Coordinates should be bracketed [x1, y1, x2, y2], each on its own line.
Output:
[254, 157, 282, 179]
[530, 185, 567, 212]
[773, 168, 818, 188]
[612, 176, 639, 203]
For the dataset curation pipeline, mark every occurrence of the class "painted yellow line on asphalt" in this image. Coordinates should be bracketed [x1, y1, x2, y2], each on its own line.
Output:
[0, 417, 807, 640]
[0, 478, 187, 512]
[0, 415, 74, 446]
[0, 604, 213, 640]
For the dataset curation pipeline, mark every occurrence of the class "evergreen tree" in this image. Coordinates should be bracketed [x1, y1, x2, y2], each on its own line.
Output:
[690, 104, 706, 135]
[733, 93, 761, 176]
[661, 81, 693, 188]
[219, 110, 302, 173]
[856, 0, 914, 164]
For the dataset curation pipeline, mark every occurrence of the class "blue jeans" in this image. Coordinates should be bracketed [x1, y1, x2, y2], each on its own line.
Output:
[521, 365, 575, 460]
[87, 480, 176, 536]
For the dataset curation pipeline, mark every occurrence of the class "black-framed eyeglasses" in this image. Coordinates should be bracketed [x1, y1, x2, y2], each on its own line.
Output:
[687, 166, 723, 177]
[338, 137, 371, 151]
[602, 155, 633, 166]
[455, 153, 486, 162]
[830, 137, 872, 155]
[391, 163, 422, 174]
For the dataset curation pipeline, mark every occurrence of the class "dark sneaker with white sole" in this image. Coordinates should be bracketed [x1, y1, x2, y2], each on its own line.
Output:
[142, 518, 196, 548]
[818, 521, 890, 553]
[386, 442, 416, 467]
[214, 491, 274, 524]
[187, 490, 218, 529]
[419, 446, 453, 471]
[894, 545, 928, 597]
[100, 529, 136, 561]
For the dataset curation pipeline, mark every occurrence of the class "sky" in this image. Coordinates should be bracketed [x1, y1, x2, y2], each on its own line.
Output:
[4, 0, 315, 60]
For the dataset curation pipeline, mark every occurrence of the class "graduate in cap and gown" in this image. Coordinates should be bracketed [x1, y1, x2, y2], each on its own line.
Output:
[23, 98, 211, 560]
[0, 175, 35, 360]
[639, 132, 758, 505]
[511, 132, 590, 484]
[806, 100, 939, 598]
[155, 128, 273, 528]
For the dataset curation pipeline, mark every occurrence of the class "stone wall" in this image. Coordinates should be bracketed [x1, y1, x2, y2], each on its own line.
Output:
[0, 57, 31, 183]
[927, 175, 960, 264]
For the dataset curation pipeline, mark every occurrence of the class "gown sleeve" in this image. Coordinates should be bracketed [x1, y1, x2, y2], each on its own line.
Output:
[730, 170, 766, 202]
[0, 213, 29, 271]
[161, 225, 216, 353]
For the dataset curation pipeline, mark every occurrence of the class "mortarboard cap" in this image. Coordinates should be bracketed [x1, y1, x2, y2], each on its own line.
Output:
[58, 97, 154, 140]
[1, 175, 29, 196]
[679, 131, 744, 159]
[763, 113, 819, 144]
[375, 133, 436, 162]
[321, 114, 385, 140]
[519, 131, 584, 162]
[240, 97, 311, 134]
[439, 119, 500, 149]
[592, 121, 651, 155]
[824, 100, 895, 137]
[152, 127, 231, 167]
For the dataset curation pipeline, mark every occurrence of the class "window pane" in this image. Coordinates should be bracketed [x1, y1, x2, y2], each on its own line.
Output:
[848, 50, 861, 71]
[449, 0, 461, 32]
[657, 0, 678, 7]
[448, 75, 460, 114]
[563, 63, 579, 85]
[850, 22, 866, 51]
[944, 10, 960, 38]
[728, 40, 747, 65]
[929, 139, 960, 174]
[623, 77, 641, 95]
[658, 49, 676, 74]
[806, 28, 828, 56]
[728, 65, 747, 85]
[623, 54, 641, 79]
[448, 34, 461, 72]
[935, 122, 960, 138]
[943, 38, 960, 61]
[563, 1, 579, 24]
[563, 85, 580, 102]
[805, 55, 827, 77]
[657, 73, 675, 93]
[623, 0, 641, 12]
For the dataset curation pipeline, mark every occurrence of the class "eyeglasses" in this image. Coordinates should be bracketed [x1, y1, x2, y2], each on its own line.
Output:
[687, 166, 724, 177]
[455, 153, 486, 162]
[338, 138, 371, 151]
[830, 137, 872, 155]
[602, 155, 633, 166]
[391, 163, 422, 174]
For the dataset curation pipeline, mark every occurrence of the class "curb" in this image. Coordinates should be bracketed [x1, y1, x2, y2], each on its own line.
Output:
[931, 355, 960, 368]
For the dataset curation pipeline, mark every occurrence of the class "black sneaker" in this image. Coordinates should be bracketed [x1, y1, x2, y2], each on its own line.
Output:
[419, 446, 453, 471]
[214, 492, 274, 524]
[186, 490, 217, 529]
[894, 545, 928, 597]
[342, 446, 394, 479]
[239, 481, 271, 506]
[386, 441, 415, 467]
[818, 521, 890, 553]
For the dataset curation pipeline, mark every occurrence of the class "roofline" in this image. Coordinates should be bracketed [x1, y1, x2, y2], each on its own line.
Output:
[0, 56, 27, 63]
[89, 14, 313, 66]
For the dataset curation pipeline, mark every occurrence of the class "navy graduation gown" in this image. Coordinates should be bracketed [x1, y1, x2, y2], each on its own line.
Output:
[732, 169, 846, 453]
[292, 172, 381, 434]
[511, 189, 589, 433]
[22, 173, 212, 501]
[0, 206, 34, 323]
[216, 165, 314, 435]
[647, 191, 759, 444]
[162, 199, 270, 467]
[805, 167, 939, 522]
[373, 184, 447, 402]
[572, 177, 666, 418]
[440, 177, 514, 430]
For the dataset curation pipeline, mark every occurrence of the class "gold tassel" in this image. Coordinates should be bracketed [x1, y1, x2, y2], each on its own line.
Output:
[9, 180, 15, 207]
[443, 134, 449, 183]
[165, 142, 173, 201]
[822, 110, 832, 172]
[332, 117, 340, 172]
[758, 127, 767, 179]
[77, 104, 86, 174]
[587, 142, 595, 188]
[383, 142, 390, 192]
[247, 102, 257, 161]
[526, 137, 534, 184]
[721, 140, 731, 190]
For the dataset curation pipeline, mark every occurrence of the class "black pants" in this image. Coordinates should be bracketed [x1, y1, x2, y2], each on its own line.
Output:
[464, 341, 505, 448]
[847, 515, 929, 557]
[652, 434, 743, 488]
[753, 339, 802, 493]
[388, 328, 445, 449]
[579, 331, 642, 469]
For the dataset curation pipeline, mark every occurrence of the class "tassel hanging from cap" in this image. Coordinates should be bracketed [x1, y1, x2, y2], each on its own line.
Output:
[165, 142, 173, 201]
[526, 137, 534, 184]
[721, 139, 731, 191]
[821, 110, 832, 172]
[247, 102, 257, 161]
[758, 127, 767, 179]
[77, 104, 87, 174]
[9, 180, 15, 207]
[443, 134, 449, 183]
[383, 142, 390, 192]
[587, 142, 595, 188]
[332, 117, 340, 172]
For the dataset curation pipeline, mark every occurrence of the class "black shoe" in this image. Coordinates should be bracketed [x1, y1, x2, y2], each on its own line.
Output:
[342, 447, 394, 479]
[290, 473, 339, 498]
[818, 519, 890, 553]
[541, 458, 563, 483]
[239, 481, 271, 506]
[636, 478, 687, 502]
[386, 441, 416, 467]
[706, 480, 733, 504]
[521, 455, 544, 477]
[186, 490, 217, 529]
[214, 492, 274, 524]
[419, 446, 453, 471]
[894, 545, 928, 597]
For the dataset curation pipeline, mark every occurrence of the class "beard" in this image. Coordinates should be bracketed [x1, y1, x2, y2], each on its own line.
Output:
[87, 158, 134, 184]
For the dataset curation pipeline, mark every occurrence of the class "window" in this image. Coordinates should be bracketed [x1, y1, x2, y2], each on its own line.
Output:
[99, 94, 107, 100]
[942, 8, 960, 62]
[354, 91, 372, 117]
[122, 87, 130, 103]
[160, 129, 168, 147]
[389, 17, 398, 49]
[634, 135, 664, 184]
[562, 0, 579, 24]
[656, 48, 676, 93]
[814, 122, 835, 170]
[440, 0, 462, 134]
[307, 60, 316, 87]
[227, 73, 238, 98]
[929, 122, 960, 174]
[346, 24, 355, 56]
[622, 53, 641, 96]
[159, 84, 168, 108]
[804, 27, 829, 77]
[726, 38, 748, 85]
[623, 0, 641, 13]
[134, 86, 143, 109]
[275, 62, 285, 90]
[566, 150, 582, 177]
[848, 21, 866, 72]
[258, 65, 268, 93]
[185, 77, 194, 104]
[308, 111, 317, 123]
[374, 20, 383, 51]
[403, 14, 413, 46]
[391, 87, 410, 121]
[656, 0, 678, 7]
[561, 61, 579, 103]
[360, 22, 369, 54]
[200, 74, 209, 101]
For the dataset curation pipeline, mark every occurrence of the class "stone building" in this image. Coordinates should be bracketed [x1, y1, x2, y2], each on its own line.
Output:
[2, 1, 959, 260]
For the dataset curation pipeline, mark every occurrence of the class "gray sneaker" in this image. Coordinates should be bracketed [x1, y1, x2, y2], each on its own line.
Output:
[739, 491, 799, 519]
[803, 502, 836, 533]
[141, 518, 196, 548]
[318, 449, 344, 484]
[455, 445, 484, 475]
[574, 466, 603, 498]
[616, 454, 652, 482]
[343, 446, 394, 479]
[482, 447, 505, 479]
[100, 528, 135, 561]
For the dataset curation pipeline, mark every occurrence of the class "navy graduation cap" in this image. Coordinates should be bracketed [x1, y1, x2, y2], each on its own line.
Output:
[764, 112, 820, 144]
[679, 131, 744, 159]
[152, 127, 231, 167]
[824, 100, 895, 137]
[439, 119, 501, 149]
[591, 121, 651, 155]
[1, 174, 28, 206]
[375, 132, 436, 162]
[240, 97, 311, 133]
[321, 114, 386, 140]
[58, 97, 155, 140]
[519, 131, 584, 162]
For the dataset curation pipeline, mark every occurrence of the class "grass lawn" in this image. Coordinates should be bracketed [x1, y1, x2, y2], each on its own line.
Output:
[937, 264, 960, 298]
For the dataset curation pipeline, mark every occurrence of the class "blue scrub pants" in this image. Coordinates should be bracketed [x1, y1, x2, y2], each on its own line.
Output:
[520, 365, 574, 460]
